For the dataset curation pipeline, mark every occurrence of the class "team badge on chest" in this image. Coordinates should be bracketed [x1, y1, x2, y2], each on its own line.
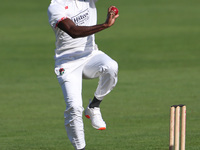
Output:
[59, 68, 65, 75]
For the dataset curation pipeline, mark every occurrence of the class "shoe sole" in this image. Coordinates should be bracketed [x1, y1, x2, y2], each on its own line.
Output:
[98, 127, 106, 130]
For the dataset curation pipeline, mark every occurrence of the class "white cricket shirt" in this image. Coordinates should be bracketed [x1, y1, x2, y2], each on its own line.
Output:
[48, 0, 98, 62]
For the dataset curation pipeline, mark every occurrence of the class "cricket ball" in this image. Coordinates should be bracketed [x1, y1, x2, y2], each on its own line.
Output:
[111, 6, 119, 15]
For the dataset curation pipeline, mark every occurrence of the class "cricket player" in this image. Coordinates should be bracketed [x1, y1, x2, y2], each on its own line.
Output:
[47, 0, 119, 149]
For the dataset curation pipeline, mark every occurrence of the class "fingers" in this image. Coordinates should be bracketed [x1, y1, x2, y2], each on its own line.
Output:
[105, 6, 119, 27]
[114, 14, 119, 19]
[108, 6, 116, 12]
[109, 12, 119, 20]
[109, 12, 115, 19]
[108, 6, 114, 12]
[108, 6, 119, 17]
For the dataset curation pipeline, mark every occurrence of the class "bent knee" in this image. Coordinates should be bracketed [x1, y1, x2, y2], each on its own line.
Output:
[101, 60, 118, 75]
[110, 60, 118, 74]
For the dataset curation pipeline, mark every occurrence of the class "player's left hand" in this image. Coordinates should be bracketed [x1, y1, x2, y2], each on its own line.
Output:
[104, 6, 119, 27]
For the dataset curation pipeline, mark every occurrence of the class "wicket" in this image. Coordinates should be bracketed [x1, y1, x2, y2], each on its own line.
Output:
[169, 105, 186, 150]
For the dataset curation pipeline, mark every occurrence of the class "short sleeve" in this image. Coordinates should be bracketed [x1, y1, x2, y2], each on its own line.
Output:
[47, 4, 67, 28]
[90, 0, 98, 3]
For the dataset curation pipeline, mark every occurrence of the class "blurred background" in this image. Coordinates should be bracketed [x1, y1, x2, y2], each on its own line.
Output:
[0, 0, 200, 149]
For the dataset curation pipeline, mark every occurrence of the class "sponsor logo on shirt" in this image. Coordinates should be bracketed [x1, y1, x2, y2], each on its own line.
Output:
[71, 9, 89, 26]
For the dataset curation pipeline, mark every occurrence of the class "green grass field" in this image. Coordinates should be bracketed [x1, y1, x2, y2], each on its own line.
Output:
[1, 0, 200, 149]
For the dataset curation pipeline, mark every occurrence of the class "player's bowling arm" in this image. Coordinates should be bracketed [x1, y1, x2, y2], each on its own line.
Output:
[57, 18, 108, 38]
[57, 7, 119, 38]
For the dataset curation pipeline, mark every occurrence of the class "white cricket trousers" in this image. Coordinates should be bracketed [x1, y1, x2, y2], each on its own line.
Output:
[55, 50, 118, 150]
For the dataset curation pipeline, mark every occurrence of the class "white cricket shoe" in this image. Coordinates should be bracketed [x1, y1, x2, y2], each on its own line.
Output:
[85, 106, 106, 130]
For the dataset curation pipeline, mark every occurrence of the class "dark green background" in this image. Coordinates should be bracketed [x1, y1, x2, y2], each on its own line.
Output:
[0, 0, 200, 149]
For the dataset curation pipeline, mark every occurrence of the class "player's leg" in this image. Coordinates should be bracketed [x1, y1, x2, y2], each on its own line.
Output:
[56, 65, 86, 150]
[83, 51, 118, 129]
[83, 51, 118, 101]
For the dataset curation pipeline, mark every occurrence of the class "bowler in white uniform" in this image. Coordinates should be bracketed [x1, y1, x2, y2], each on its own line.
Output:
[48, 0, 119, 149]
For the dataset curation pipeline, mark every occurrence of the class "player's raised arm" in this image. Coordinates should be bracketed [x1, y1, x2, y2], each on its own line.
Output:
[57, 6, 119, 38]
